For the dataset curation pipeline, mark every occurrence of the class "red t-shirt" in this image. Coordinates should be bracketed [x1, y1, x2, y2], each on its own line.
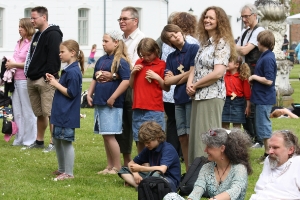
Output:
[224, 71, 251, 100]
[132, 57, 166, 111]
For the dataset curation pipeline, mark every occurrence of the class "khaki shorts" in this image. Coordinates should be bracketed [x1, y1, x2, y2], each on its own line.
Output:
[27, 77, 56, 117]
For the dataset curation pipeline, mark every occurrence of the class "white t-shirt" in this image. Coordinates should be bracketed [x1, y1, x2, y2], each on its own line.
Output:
[250, 155, 300, 200]
[122, 28, 145, 66]
[237, 26, 265, 47]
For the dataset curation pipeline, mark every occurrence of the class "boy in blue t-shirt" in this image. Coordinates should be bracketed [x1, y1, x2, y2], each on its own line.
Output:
[249, 30, 277, 164]
[118, 121, 181, 192]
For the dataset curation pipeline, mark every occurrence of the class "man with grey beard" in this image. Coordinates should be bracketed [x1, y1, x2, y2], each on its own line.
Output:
[250, 130, 300, 200]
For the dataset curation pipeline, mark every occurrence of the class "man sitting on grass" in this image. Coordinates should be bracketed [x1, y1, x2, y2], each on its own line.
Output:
[118, 121, 181, 192]
[250, 130, 300, 199]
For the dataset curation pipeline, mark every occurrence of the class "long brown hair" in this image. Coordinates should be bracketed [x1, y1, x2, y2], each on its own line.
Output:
[198, 6, 237, 61]
[61, 40, 85, 74]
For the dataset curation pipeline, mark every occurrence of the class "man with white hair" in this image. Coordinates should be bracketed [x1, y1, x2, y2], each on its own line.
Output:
[236, 3, 265, 153]
[250, 130, 300, 199]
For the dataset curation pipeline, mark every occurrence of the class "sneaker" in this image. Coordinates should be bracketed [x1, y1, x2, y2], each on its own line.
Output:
[26, 142, 44, 149]
[251, 142, 262, 148]
[43, 143, 55, 153]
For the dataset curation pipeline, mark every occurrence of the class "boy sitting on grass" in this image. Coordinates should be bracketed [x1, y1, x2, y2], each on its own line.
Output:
[118, 121, 181, 192]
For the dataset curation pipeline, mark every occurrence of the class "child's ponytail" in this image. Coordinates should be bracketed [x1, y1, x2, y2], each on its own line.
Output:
[238, 62, 251, 80]
[78, 50, 85, 75]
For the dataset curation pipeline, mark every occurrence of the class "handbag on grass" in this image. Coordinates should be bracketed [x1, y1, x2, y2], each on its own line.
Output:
[1, 107, 18, 142]
[138, 170, 172, 200]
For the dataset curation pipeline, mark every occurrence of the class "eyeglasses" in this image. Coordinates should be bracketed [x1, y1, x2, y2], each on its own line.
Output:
[30, 15, 43, 21]
[240, 13, 254, 19]
[117, 17, 135, 22]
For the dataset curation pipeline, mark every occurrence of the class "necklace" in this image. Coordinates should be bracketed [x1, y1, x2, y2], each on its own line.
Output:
[216, 162, 230, 185]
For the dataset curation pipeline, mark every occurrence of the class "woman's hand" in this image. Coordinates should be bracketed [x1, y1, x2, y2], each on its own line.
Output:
[5, 59, 16, 70]
[186, 83, 196, 97]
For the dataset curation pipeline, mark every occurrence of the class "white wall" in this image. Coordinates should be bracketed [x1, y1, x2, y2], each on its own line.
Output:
[1, 0, 269, 58]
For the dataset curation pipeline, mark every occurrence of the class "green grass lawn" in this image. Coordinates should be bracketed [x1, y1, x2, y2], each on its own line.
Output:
[0, 82, 300, 199]
[289, 64, 300, 79]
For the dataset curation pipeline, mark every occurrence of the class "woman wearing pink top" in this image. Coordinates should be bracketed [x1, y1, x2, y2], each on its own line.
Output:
[5, 18, 37, 146]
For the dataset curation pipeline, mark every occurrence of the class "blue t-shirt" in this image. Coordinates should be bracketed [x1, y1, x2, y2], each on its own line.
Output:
[166, 42, 199, 105]
[134, 141, 181, 189]
[51, 61, 82, 128]
[251, 50, 277, 105]
[92, 54, 130, 108]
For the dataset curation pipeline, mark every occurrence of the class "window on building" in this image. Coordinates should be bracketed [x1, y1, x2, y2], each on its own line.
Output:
[78, 8, 89, 45]
[0, 8, 3, 47]
[24, 8, 32, 18]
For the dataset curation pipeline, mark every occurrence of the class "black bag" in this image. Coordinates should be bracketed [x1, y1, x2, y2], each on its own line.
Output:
[291, 103, 300, 117]
[0, 91, 11, 107]
[80, 90, 94, 108]
[2, 118, 12, 134]
[138, 170, 172, 200]
[2, 107, 13, 134]
[178, 156, 209, 197]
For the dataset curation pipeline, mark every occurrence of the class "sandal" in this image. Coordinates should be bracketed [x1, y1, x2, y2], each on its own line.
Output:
[52, 170, 63, 175]
[107, 167, 119, 175]
[56, 173, 74, 180]
[97, 168, 111, 175]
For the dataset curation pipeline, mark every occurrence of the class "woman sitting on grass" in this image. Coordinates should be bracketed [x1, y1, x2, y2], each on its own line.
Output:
[187, 128, 252, 200]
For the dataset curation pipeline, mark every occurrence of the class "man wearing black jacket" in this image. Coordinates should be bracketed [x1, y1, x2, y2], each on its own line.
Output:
[24, 6, 63, 151]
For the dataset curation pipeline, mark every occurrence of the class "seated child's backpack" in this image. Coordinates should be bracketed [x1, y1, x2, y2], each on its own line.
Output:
[138, 170, 172, 200]
[178, 156, 209, 197]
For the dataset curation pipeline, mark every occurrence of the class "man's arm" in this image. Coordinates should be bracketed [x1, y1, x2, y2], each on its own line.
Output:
[46, 31, 62, 73]
[236, 43, 255, 56]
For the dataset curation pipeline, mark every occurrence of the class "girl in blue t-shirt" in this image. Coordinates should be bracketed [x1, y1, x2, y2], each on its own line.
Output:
[46, 39, 84, 180]
[87, 30, 131, 175]
[161, 24, 199, 171]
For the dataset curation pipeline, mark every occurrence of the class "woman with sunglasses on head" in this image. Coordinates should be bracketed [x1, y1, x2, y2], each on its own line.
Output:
[187, 128, 252, 200]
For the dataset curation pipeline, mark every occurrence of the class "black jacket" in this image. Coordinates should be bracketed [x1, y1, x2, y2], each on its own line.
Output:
[27, 25, 63, 80]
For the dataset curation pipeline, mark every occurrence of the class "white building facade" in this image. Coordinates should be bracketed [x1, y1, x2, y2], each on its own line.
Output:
[0, 0, 255, 57]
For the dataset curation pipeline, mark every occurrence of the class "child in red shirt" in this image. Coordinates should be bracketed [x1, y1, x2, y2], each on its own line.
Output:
[222, 56, 251, 129]
[129, 38, 169, 153]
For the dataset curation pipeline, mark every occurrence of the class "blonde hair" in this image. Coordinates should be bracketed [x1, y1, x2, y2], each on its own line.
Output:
[230, 55, 251, 80]
[105, 32, 132, 72]
[61, 40, 85, 74]
[19, 18, 35, 40]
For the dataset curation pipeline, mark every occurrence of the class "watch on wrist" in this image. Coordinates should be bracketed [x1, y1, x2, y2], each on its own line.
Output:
[112, 73, 117, 80]
[213, 197, 217, 200]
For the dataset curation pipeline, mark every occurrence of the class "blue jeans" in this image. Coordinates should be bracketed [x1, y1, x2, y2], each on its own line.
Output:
[255, 104, 272, 140]
[132, 109, 165, 141]
[175, 102, 192, 136]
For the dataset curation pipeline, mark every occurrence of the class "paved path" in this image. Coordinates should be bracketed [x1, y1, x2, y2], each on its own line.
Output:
[82, 78, 300, 82]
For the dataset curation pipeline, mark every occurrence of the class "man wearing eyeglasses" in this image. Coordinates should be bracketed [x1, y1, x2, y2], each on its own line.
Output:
[236, 4, 265, 150]
[24, 6, 63, 152]
[250, 130, 300, 199]
[117, 6, 145, 167]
